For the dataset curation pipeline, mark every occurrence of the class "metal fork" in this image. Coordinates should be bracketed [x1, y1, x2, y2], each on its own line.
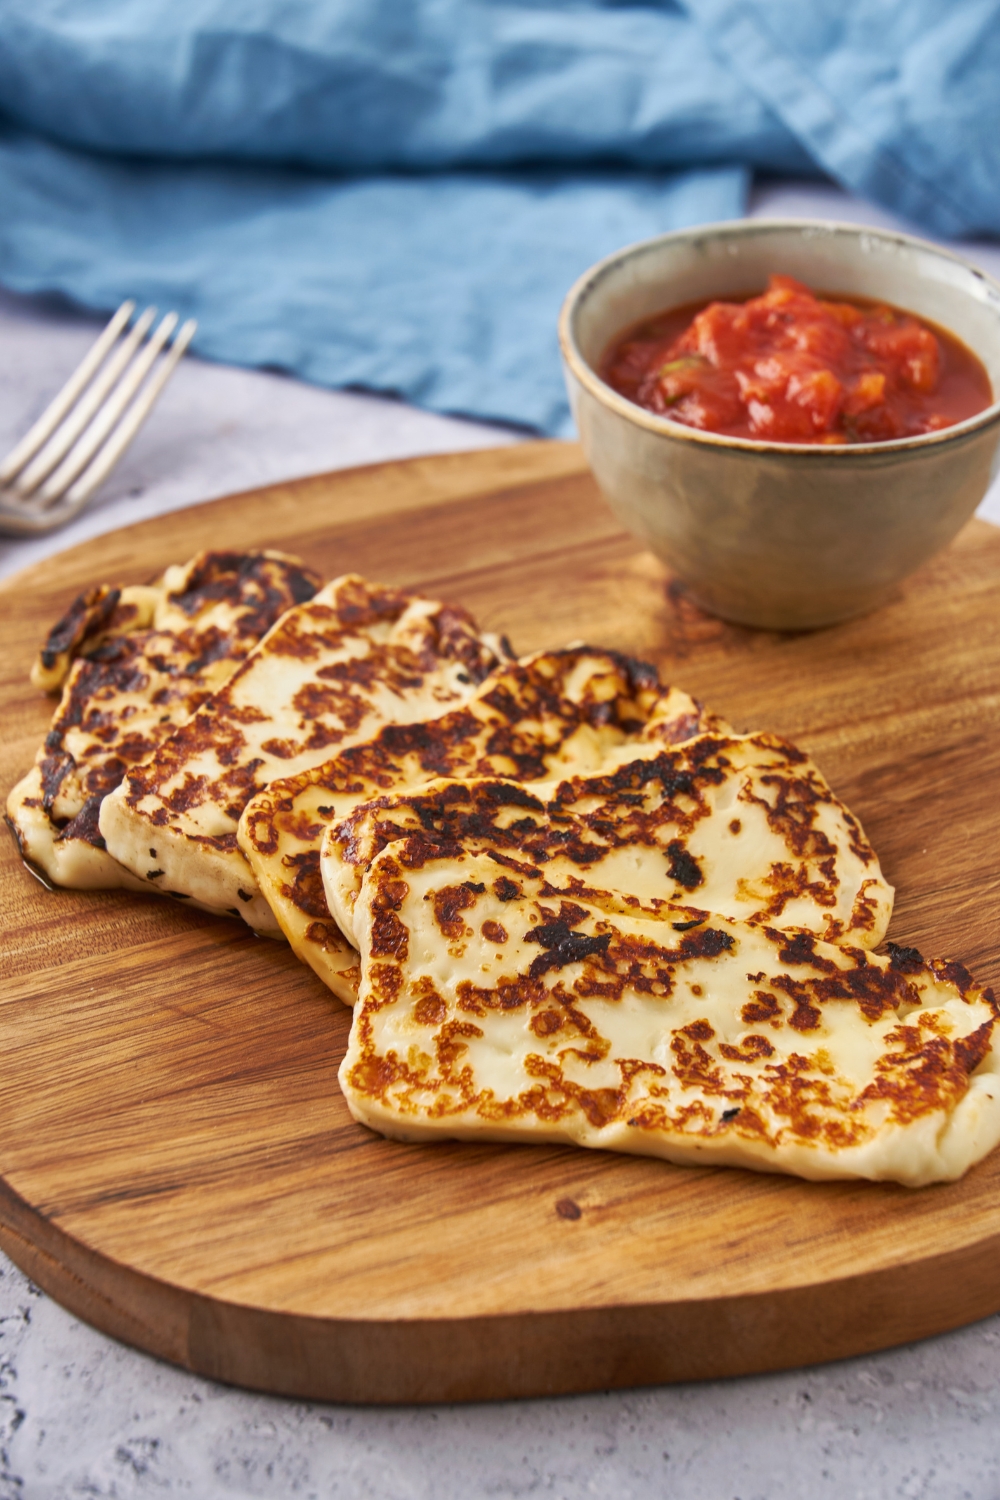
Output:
[0, 301, 197, 537]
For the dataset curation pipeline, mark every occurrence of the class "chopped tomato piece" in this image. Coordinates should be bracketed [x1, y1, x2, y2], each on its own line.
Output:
[843, 371, 886, 416]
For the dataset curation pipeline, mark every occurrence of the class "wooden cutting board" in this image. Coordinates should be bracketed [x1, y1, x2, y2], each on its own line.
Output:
[2, 440, 1000, 1405]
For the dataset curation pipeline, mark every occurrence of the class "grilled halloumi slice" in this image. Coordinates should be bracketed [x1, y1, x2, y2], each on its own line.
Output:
[7, 551, 321, 893]
[340, 847, 1000, 1185]
[322, 732, 893, 955]
[238, 647, 726, 1003]
[99, 575, 507, 931]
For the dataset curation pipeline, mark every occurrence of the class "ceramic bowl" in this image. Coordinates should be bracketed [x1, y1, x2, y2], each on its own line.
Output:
[559, 219, 1000, 629]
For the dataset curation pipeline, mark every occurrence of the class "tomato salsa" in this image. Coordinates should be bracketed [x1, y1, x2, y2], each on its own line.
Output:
[600, 275, 992, 444]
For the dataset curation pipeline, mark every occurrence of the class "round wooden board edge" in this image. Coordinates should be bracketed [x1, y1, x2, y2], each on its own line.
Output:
[3, 1172, 1000, 1405]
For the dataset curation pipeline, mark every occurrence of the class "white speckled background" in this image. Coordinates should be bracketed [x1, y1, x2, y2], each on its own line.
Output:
[2, 184, 1000, 1500]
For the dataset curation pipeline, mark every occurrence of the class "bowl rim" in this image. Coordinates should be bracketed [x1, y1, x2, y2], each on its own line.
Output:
[558, 216, 1000, 457]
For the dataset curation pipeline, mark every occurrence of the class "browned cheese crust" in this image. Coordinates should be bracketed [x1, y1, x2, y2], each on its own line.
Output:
[237, 647, 725, 1002]
[98, 575, 508, 929]
[322, 732, 892, 954]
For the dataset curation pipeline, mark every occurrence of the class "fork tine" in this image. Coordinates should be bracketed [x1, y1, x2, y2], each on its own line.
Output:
[0, 301, 135, 486]
[38, 312, 179, 506]
[0, 308, 197, 538]
[62, 319, 198, 508]
[14, 306, 157, 495]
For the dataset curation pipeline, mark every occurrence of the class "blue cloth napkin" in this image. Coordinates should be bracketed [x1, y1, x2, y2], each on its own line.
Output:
[0, 1, 998, 435]
[686, 0, 1000, 239]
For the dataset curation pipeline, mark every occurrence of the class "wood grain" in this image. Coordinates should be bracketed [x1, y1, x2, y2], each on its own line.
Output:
[1, 440, 1000, 1403]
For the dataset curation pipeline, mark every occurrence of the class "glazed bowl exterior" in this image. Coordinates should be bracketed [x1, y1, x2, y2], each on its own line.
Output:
[559, 220, 1000, 629]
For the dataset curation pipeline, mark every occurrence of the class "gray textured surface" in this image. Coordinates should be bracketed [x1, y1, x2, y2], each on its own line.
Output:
[2, 183, 1000, 1499]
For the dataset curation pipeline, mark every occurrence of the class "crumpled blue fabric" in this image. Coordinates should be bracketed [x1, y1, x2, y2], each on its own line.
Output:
[0, 2, 997, 435]
[685, 0, 1000, 239]
[0, 122, 745, 435]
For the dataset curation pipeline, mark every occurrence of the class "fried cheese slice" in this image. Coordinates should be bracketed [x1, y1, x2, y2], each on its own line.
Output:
[7, 551, 321, 894]
[340, 848, 1000, 1186]
[99, 575, 507, 932]
[322, 733, 893, 955]
[237, 647, 725, 1003]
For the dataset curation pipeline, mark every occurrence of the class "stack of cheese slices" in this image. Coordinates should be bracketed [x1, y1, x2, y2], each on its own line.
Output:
[9, 551, 1000, 1187]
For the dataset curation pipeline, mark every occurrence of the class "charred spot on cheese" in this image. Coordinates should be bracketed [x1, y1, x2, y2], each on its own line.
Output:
[431, 883, 480, 940]
[368, 865, 411, 960]
[279, 850, 331, 921]
[524, 915, 611, 977]
[414, 989, 448, 1025]
[775, 930, 829, 968]
[741, 992, 782, 1025]
[680, 926, 734, 959]
[666, 840, 703, 890]
[931, 957, 976, 993]
[887, 941, 926, 973]
[38, 585, 122, 677]
[56, 795, 106, 849]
